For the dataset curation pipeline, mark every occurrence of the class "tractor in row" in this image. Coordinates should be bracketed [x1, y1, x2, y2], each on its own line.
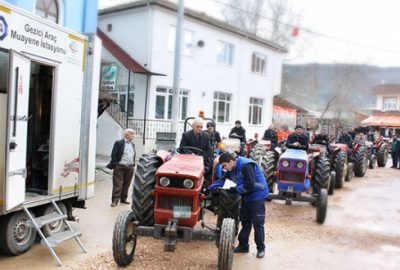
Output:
[112, 117, 240, 270]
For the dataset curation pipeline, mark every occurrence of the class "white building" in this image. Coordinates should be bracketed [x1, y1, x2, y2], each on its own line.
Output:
[97, 0, 287, 155]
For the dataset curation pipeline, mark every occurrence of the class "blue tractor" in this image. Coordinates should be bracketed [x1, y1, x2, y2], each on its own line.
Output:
[268, 148, 331, 224]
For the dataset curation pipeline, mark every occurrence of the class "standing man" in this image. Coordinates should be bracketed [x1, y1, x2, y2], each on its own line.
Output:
[210, 152, 268, 258]
[180, 117, 212, 177]
[229, 120, 246, 156]
[348, 127, 357, 141]
[107, 129, 136, 207]
[286, 125, 309, 150]
[392, 135, 399, 168]
[262, 124, 278, 149]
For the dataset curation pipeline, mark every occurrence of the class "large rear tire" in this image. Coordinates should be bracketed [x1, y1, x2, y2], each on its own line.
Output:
[249, 143, 265, 165]
[377, 144, 388, 167]
[112, 210, 137, 267]
[312, 157, 330, 194]
[333, 152, 346, 188]
[0, 211, 36, 255]
[218, 218, 235, 270]
[260, 151, 276, 194]
[354, 147, 368, 177]
[316, 189, 328, 224]
[217, 190, 241, 235]
[132, 153, 162, 226]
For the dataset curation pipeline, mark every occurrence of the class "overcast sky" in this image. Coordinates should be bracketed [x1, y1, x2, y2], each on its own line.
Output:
[99, 0, 400, 67]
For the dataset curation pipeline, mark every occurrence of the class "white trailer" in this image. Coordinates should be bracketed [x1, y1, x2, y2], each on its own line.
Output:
[0, 2, 100, 257]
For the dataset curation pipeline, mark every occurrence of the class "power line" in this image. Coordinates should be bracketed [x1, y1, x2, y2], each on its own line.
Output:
[210, 0, 400, 55]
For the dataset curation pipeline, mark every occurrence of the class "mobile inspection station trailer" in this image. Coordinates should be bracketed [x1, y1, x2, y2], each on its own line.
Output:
[0, 1, 101, 261]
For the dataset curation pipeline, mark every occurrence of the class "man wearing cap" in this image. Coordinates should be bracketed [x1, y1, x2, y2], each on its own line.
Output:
[229, 120, 247, 156]
[107, 129, 136, 207]
[286, 125, 309, 150]
[208, 152, 268, 259]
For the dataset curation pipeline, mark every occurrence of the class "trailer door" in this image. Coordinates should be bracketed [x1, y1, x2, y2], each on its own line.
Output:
[5, 50, 31, 211]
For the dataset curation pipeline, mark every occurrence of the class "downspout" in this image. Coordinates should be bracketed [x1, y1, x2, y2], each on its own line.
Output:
[143, 74, 150, 145]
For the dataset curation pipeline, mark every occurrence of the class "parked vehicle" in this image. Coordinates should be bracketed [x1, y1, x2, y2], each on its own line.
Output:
[0, 2, 100, 261]
[268, 148, 331, 224]
[112, 117, 241, 270]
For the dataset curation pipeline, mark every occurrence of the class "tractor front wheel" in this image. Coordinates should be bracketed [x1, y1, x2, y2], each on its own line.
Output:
[328, 171, 335, 196]
[369, 154, 377, 169]
[345, 163, 354, 182]
[112, 210, 137, 267]
[217, 190, 241, 236]
[218, 218, 235, 270]
[316, 189, 328, 224]
[377, 144, 388, 167]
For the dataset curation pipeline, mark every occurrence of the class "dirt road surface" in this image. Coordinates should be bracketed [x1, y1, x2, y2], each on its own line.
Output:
[1, 165, 399, 270]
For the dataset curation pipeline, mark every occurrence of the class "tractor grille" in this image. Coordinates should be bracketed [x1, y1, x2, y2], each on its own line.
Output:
[280, 171, 304, 183]
[157, 195, 193, 211]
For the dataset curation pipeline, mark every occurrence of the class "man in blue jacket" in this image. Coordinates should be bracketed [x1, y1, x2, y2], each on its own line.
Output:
[209, 152, 269, 258]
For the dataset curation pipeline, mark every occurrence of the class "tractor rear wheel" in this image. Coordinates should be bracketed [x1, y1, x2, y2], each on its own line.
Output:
[377, 144, 388, 167]
[260, 151, 276, 194]
[112, 210, 137, 266]
[218, 218, 235, 270]
[354, 147, 368, 177]
[249, 143, 265, 165]
[312, 157, 330, 194]
[217, 190, 241, 236]
[132, 153, 162, 226]
[333, 152, 346, 188]
[316, 189, 328, 224]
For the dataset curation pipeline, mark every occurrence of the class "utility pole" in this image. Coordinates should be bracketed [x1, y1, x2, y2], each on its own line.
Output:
[170, 0, 184, 134]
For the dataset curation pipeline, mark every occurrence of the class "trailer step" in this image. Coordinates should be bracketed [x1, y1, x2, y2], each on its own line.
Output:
[22, 199, 87, 266]
[41, 230, 82, 247]
[28, 213, 67, 229]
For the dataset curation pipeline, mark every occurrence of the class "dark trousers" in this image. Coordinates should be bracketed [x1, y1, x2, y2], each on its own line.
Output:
[238, 199, 266, 252]
[392, 153, 398, 167]
[112, 165, 134, 203]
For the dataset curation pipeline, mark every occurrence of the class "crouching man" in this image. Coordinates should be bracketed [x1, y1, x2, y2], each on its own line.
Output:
[208, 152, 269, 258]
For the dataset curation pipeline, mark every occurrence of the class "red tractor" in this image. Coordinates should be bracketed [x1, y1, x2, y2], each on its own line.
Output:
[329, 143, 354, 189]
[112, 118, 240, 270]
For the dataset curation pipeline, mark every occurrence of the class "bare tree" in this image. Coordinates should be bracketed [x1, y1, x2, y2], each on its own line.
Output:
[221, 0, 300, 46]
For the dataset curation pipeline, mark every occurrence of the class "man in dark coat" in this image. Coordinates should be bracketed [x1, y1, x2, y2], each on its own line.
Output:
[286, 125, 309, 150]
[229, 120, 246, 156]
[107, 129, 136, 207]
[348, 127, 357, 141]
[338, 128, 353, 148]
[262, 124, 278, 149]
[205, 121, 221, 150]
[180, 117, 212, 177]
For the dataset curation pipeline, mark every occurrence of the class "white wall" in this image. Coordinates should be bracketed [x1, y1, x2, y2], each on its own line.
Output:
[148, 7, 284, 138]
[96, 111, 124, 156]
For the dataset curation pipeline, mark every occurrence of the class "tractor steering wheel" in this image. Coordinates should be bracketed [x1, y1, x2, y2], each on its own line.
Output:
[176, 146, 204, 155]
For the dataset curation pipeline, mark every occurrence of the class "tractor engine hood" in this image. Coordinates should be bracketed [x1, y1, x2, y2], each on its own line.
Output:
[156, 154, 204, 179]
[280, 149, 309, 161]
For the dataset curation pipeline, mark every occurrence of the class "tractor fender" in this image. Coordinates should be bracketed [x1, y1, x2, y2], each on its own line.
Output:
[156, 150, 172, 163]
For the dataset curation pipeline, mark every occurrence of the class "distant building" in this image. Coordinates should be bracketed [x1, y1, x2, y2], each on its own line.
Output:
[96, 0, 287, 155]
[361, 84, 400, 136]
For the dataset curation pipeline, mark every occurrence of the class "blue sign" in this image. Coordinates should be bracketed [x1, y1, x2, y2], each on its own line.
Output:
[0, 16, 8, 41]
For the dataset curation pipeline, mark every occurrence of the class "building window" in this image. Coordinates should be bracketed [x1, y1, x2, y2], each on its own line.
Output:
[251, 52, 267, 74]
[217, 41, 234, 65]
[35, 0, 59, 23]
[213, 91, 232, 123]
[383, 97, 397, 110]
[168, 26, 194, 56]
[155, 87, 189, 120]
[248, 97, 264, 125]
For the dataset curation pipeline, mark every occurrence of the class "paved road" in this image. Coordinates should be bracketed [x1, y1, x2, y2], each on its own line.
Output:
[1, 164, 399, 270]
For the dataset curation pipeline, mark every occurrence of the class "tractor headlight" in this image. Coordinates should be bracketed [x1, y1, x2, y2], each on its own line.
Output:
[159, 177, 170, 187]
[183, 179, 194, 189]
[282, 160, 290, 167]
[296, 162, 304, 169]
